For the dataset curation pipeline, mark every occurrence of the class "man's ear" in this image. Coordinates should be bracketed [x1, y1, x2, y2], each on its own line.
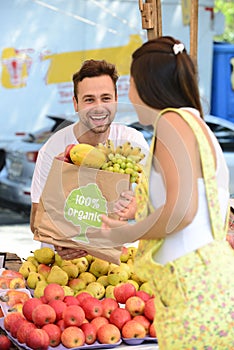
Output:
[73, 96, 78, 112]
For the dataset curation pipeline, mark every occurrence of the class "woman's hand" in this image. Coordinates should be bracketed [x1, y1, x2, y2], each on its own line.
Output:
[101, 214, 129, 229]
[114, 191, 137, 220]
[55, 246, 87, 260]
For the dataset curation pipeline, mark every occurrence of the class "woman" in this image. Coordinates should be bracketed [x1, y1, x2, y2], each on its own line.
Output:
[101, 36, 234, 348]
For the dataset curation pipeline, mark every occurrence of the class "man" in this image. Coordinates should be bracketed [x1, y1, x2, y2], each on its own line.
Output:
[30, 59, 149, 258]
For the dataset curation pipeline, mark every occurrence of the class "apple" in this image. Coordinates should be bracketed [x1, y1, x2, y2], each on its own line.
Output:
[114, 282, 136, 304]
[64, 143, 76, 162]
[22, 297, 43, 321]
[80, 296, 103, 320]
[61, 326, 85, 348]
[26, 328, 50, 349]
[122, 319, 146, 338]
[80, 322, 97, 345]
[101, 298, 119, 319]
[48, 299, 67, 321]
[135, 290, 152, 302]
[90, 316, 109, 331]
[0, 335, 12, 350]
[109, 307, 131, 330]
[63, 305, 85, 327]
[64, 295, 80, 306]
[32, 303, 56, 327]
[97, 323, 121, 344]
[16, 321, 37, 344]
[10, 318, 28, 338]
[149, 322, 157, 337]
[144, 297, 156, 321]
[43, 283, 65, 302]
[42, 323, 62, 347]
[3, 311, 25, 331]
[76, 291, 92, 304]
[56, 319, 66, 332]
[133, 315, 151, 333]
[125, 296, 145, 317]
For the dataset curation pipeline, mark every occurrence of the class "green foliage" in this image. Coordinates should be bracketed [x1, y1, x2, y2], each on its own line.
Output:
[214, 0, 234, 43]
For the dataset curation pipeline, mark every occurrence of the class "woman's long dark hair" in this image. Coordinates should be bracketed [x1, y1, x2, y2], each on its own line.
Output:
[130, 36, 203, 118]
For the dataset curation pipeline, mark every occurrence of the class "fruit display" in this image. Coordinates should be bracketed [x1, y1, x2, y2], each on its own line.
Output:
[63, 140, 145, 184]
[0, 280, 157, 349]
[18, 247, 154, 300]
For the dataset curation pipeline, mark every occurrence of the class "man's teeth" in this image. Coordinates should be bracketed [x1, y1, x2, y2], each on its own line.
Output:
[91, 115, 107, 120]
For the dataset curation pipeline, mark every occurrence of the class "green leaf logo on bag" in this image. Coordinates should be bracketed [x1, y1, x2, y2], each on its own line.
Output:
[64, 183, 107, 243]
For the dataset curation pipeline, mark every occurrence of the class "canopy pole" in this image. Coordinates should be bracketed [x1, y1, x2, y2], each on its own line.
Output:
[139, 0, 162, 40]
[190, 0, 199, 64]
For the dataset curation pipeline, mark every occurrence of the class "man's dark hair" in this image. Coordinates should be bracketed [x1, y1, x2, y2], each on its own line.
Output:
[73, 59, 119, 101]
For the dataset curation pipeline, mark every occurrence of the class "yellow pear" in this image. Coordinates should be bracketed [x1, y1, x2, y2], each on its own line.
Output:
[34, 280, 48, 298]
[72, 257, 89, 273]
[105, 285, 115, 299]
[27, 271, 45, 289]
[79, 272, 96, 286]
[96, 275, 109, 287]
[19, 261, 37, 279]
[62, 286, 74, 296]
[89, 258, 110, 277]
[26, 256, 40, 268]
[140, 282, 154, 296]
[86, 282, 105, 299]
[33, 247, 55, 265]
[47, 266, 68, 286]
[127, 279, 140, 291]
[107, 267, 128, 286]
[54, 253, 63, 267]
[61, 261, 79, 279]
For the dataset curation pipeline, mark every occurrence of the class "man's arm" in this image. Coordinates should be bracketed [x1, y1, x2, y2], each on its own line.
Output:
[30, 202, 38, 233]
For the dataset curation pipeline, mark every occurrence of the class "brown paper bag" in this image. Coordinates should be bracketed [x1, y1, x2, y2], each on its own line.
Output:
[34, 158, 131, 264]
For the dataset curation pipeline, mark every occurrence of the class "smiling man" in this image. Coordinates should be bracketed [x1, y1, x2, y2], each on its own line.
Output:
[30, 59, 149, 251]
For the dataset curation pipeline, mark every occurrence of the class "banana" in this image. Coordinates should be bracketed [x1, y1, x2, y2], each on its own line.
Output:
[96, 143, 109, 157]
[106, 139, 115, 153]
[128, 146, 142, 156]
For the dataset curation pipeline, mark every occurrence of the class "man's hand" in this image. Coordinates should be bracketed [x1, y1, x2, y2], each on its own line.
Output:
[114, 191, 136, 221]
[55, 246, 87, 260]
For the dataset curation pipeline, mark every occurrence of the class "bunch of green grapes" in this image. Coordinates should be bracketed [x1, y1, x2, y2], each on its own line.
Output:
[96, 140, 145, 183]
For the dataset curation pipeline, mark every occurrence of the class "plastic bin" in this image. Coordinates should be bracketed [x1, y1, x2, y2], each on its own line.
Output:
[211, 42, 234, 122]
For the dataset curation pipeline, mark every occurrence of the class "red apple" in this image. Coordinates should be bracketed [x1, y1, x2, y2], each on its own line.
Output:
[61, 326, 85, 348]
[109, 307, 131, 330]
[114, 282, 136, 304]
[10, 318, 28, 338]
[64, 295, 80, 306]
[80, 296, 103, 320]
[97, 323, 121, 344]
[133, 315, 150, 333]
[48, 299, 67, 321]
[56, 319, 66, 332]
[26, 328, 50, 349]
[149, 322, 157, 337]
[22, 297, 43, 321]
[135, 290, 152, 302]
[0, 335, 12, 350]
[91, 316, 109, 331]
[125, 296, 145, 317]
[16, 321, 37, 344]
[144, 297, 156, 321]
[80, 322, 97, 345]
[122, 319, 146, 338]
[63, 305, 85, 327]
[32, 303, 56, 327]
[101, 298, 119, 319]
[64, 143, 76, 162]
[43, 283, 65, 302]
[76, 291, 92, 304]
[3, 311, 25, 331]
[42, 323, 62, 347]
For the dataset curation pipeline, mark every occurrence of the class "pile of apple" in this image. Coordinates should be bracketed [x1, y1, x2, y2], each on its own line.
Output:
[18, 246, 154, 300]
[3, 282, 156, 349]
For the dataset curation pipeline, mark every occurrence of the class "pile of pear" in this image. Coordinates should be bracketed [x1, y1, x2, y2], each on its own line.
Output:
[19, 247, 153, 300]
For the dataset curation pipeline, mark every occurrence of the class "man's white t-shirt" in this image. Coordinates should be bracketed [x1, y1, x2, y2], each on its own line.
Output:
[31, 122, 149, 203]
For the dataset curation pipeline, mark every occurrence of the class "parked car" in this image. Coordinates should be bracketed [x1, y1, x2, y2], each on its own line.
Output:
[0, 115, 74, 214]
[0, 114, 233, 215]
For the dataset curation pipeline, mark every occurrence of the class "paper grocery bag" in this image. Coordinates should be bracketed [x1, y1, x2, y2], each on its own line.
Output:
[34, 158, 131, 264]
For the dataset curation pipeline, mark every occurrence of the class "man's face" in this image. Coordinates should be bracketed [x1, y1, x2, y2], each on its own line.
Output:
[74, 75, 117, 134]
